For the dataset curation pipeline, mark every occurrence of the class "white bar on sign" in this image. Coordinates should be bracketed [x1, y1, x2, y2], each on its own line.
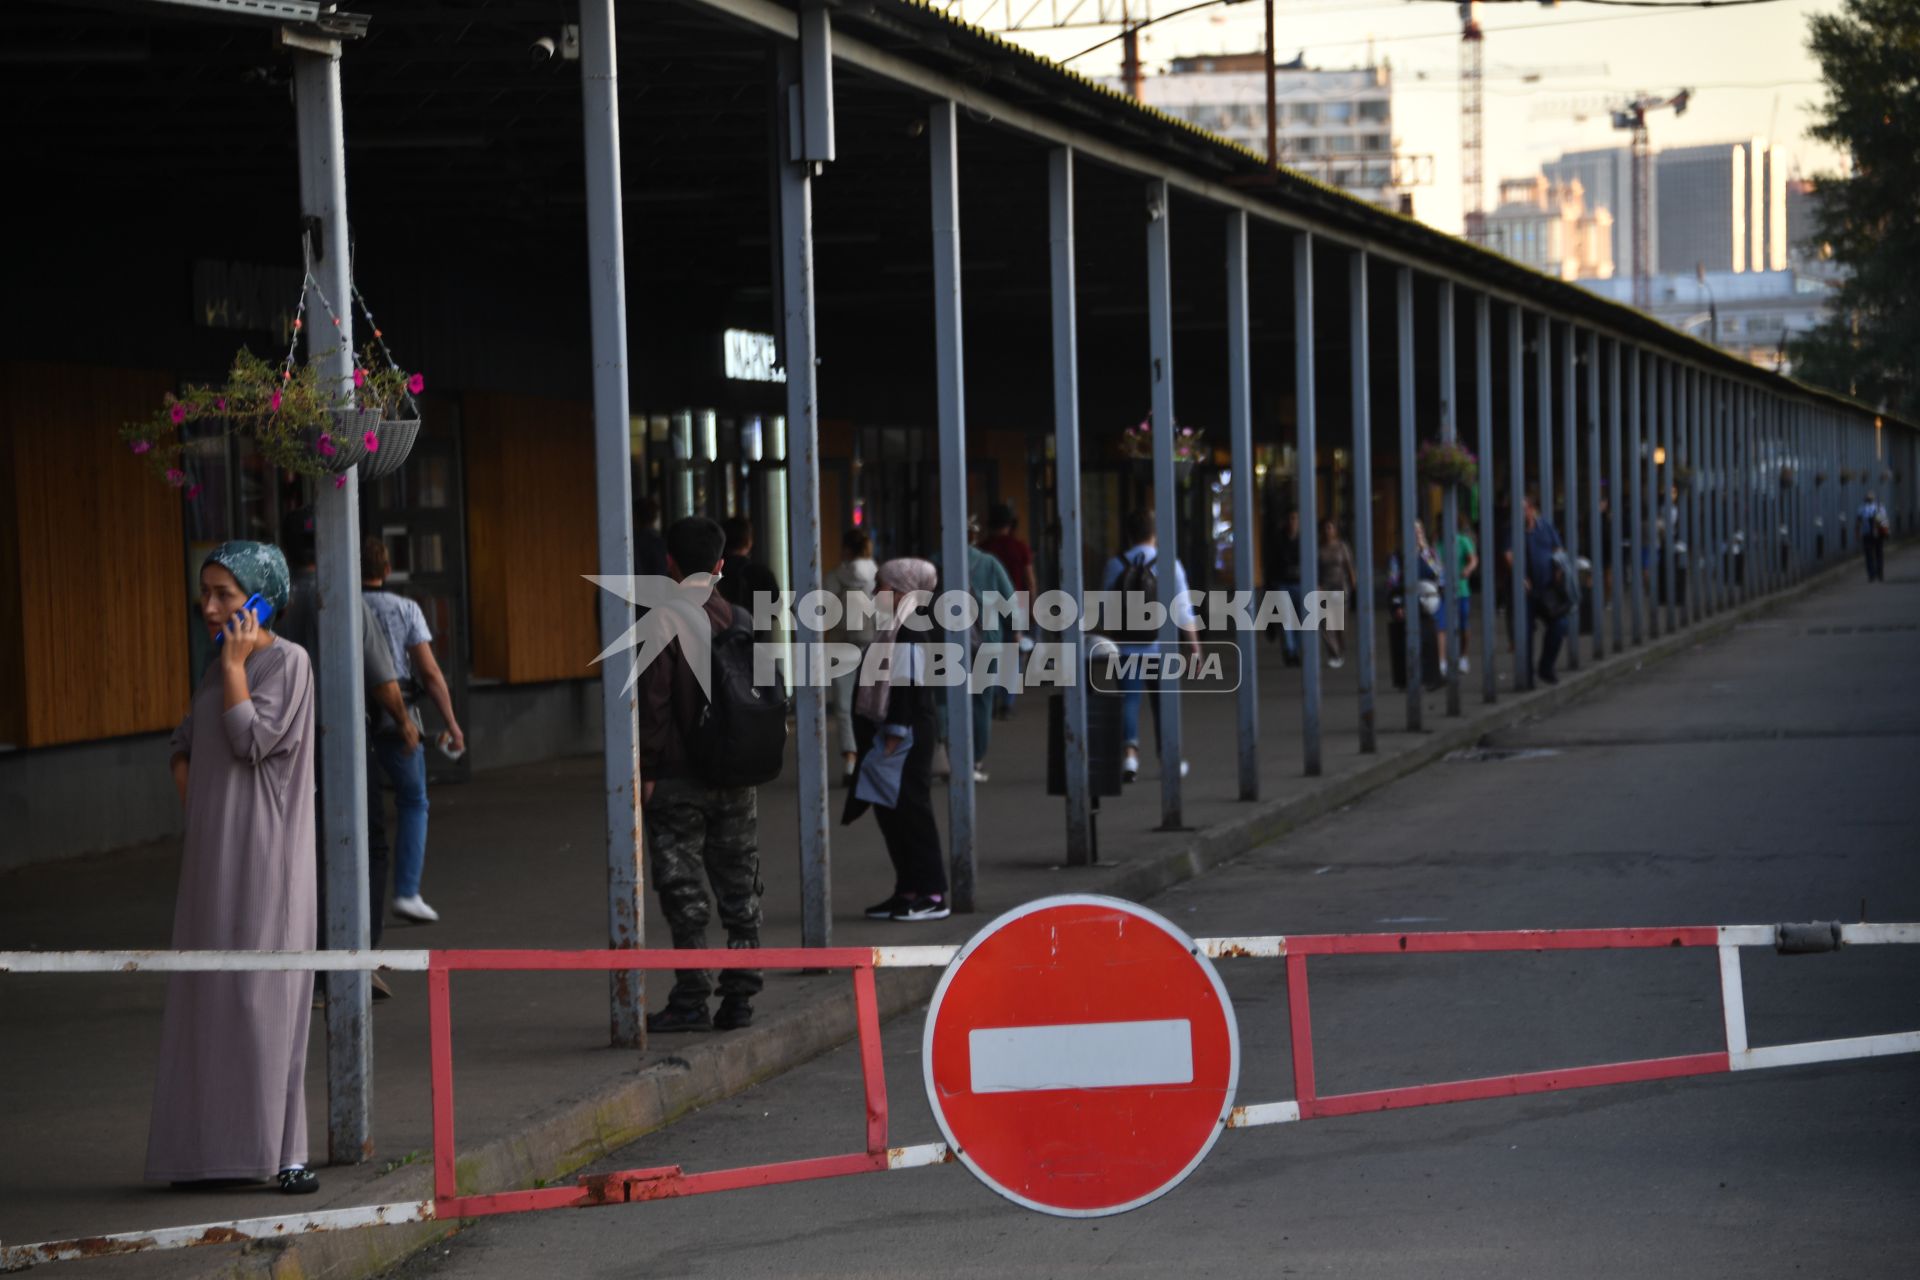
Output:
[969, 1019, 1194, 1093]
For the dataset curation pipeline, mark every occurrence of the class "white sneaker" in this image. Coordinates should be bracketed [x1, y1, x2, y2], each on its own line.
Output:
[1327, 655, 1345, 669]
[1458, 656, 1470, 674]
[1122, 748, 1140, 783]
[392, 895, 439, 923]
[1179, 759, 1191, 779]
[971, 766, 990, 783]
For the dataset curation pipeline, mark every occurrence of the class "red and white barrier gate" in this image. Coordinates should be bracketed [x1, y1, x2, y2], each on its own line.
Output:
[4, 897, 1917, 1268]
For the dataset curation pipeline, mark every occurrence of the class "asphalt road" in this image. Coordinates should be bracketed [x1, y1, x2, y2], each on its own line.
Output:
[388, 563, 1920, 1278]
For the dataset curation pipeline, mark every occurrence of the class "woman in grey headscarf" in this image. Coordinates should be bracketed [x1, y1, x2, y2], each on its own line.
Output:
[843, 557, 949, 922]
[147, 540, 321, 1194]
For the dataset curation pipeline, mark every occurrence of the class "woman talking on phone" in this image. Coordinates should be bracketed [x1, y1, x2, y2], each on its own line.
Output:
[146, 541, 322, 1194]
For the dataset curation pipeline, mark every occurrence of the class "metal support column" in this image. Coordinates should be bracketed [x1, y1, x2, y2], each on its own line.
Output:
[1606, 338, 1625, 653]
[1049, 149, 1093, 862]
[1560, 322, 1578, 670]
[1626, 346, 1645, 646]
[580, 0, 643, 1044]
[1661, 361, 1676, 634]
[1350, 251, 1378, 750]
[1227, 211, 1260, 797]
[1145, 179, 1185, 827]
[1475, 293, 1496, 704]
[1585, 330, 1604, 660]
[929, 100, 978, 903]
[1684, 368, 1699, 626]
[1397, 265, 1420, 726]
[1295, 232, 1322, 774]
[777, 47, 832, 943]
[1508, 307, 1529, 691]
[1437, 281, 1461, 715]
[1537, 316, 1553, 553]
[293, 38, 370, 1165]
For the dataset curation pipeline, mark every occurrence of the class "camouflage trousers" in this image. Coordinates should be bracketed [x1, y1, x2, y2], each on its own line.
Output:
[645, 776, 763, 1006]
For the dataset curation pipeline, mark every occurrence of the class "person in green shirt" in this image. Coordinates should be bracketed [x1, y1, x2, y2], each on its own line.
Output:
[1450, 511, 1479, 674]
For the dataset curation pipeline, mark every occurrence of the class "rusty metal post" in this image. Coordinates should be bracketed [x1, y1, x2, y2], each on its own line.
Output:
[292, 33, 371, 1164]
[779, 43, 833, 941]
[579, 0, 644, 1046]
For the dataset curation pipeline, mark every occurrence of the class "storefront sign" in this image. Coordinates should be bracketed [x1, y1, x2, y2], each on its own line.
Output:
[723, 329, 786, 383]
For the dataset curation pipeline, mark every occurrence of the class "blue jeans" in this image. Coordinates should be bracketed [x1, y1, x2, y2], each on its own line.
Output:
[1276, 583, 1302, 658]
[1116, 643, 1163, 752]
[374, 733, 430, 899]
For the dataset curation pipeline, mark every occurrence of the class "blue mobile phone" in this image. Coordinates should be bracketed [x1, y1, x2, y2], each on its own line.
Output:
[214, 593, 274, 645]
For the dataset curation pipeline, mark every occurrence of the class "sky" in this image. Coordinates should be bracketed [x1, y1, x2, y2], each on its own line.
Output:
[966, 0, 1847, 234]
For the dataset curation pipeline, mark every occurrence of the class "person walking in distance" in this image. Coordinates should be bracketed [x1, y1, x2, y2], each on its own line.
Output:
[1504, 490, 1571, 686]
[641, 517, 775, 1033]
[1317, 517, 1357, 669]
[362, 536, 464, 924]
[1857, 491, 1890, 582]
[977, 503, 1037, 720]
[716, 516, 781, 642]
[279, 519, 416, 999]
[1102, 508, 1199, 783]
[824, 527, 879, 785]
[1266, 507, 1303, 664]
[1451, 509, 1480, 675]
[844, 557, 950, 922]
[149, 542, 320, 1194]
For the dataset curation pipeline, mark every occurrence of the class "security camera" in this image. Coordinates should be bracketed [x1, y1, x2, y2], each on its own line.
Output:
[530, 35, 556, 64]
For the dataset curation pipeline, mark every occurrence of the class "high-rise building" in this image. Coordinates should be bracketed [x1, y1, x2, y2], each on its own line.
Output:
[1542, 146, 1647, 285]
[1481, 176, 1613, 281]
[1656, 142, 1746, 274]
[1126, 54, 1401, 209]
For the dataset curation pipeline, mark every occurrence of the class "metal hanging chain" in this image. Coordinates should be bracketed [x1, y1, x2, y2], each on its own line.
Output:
[349, 280, 421, 420]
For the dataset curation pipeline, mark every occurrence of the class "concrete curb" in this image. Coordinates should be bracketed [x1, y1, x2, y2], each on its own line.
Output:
[199, 555, 1869, 1280]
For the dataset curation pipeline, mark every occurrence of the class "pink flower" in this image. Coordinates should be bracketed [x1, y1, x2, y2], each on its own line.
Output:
[407, 372, 425, 395]
[270, 389, 283, 412]
[214, 398, 227, 413]
[317, 433, 337, 458]
[165, 468, 186, 487]
[130, 439, 152, 455]
[334, 474, 348, 489]
[168, 403, 186, 425]
[353, 368, 367, 389]
[185, 483, 202, 502]
[363, 430, 380, 453]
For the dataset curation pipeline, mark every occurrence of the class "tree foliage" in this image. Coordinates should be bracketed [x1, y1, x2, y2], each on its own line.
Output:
[1788, 0, 1920, 416]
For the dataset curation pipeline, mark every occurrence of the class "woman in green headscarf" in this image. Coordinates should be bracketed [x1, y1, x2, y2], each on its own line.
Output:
[147, 541, 322, 1194]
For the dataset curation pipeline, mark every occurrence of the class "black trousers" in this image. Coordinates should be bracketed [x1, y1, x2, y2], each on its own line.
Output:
[1863, 536, 1885, 582]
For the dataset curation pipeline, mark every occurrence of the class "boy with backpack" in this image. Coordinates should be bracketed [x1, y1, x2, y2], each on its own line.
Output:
[639, 517, 787, 1034]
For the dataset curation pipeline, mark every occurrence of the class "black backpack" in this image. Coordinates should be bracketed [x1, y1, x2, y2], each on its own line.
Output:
[1108, 552, 1163, 645]
[685, 607, 788, 788]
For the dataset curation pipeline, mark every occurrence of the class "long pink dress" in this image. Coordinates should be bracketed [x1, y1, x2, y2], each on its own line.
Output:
[145, 638, 317, 1182]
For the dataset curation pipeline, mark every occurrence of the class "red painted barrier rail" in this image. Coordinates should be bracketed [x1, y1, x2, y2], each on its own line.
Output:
[4, 919, 1917, 1269]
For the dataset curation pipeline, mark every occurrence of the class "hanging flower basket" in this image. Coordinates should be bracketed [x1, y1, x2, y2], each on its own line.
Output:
[1814, 471, 1828, 487]
[1117, 415, 1208, 465]
[123, 271, 422, 488]
[1674, 464, 1695, 493]
[1416, 439, 1478, 490]
[1837, 467, 1856, 484]
[1778, 465, 1795, 489]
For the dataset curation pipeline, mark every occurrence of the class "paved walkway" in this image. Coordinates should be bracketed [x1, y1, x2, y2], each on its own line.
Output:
[1, 549, 1901, 1275]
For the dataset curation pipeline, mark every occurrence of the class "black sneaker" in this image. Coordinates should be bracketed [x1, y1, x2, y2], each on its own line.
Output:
[646, 1003, 713, 1034]
[713, 997, 754, 1031]
[278, 1167, 320, 1196]
[1537, 667, 1560, 686]
[892, 895, 952, 922]
[865, 895, 908, 920]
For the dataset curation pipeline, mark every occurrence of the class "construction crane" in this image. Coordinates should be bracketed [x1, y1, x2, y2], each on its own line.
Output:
[1611, 89, 1692, 308]
[1460, 3, 1486, 243]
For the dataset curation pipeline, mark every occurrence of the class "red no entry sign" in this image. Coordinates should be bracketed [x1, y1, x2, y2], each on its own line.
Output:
[922, 895, 1241, 1217]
